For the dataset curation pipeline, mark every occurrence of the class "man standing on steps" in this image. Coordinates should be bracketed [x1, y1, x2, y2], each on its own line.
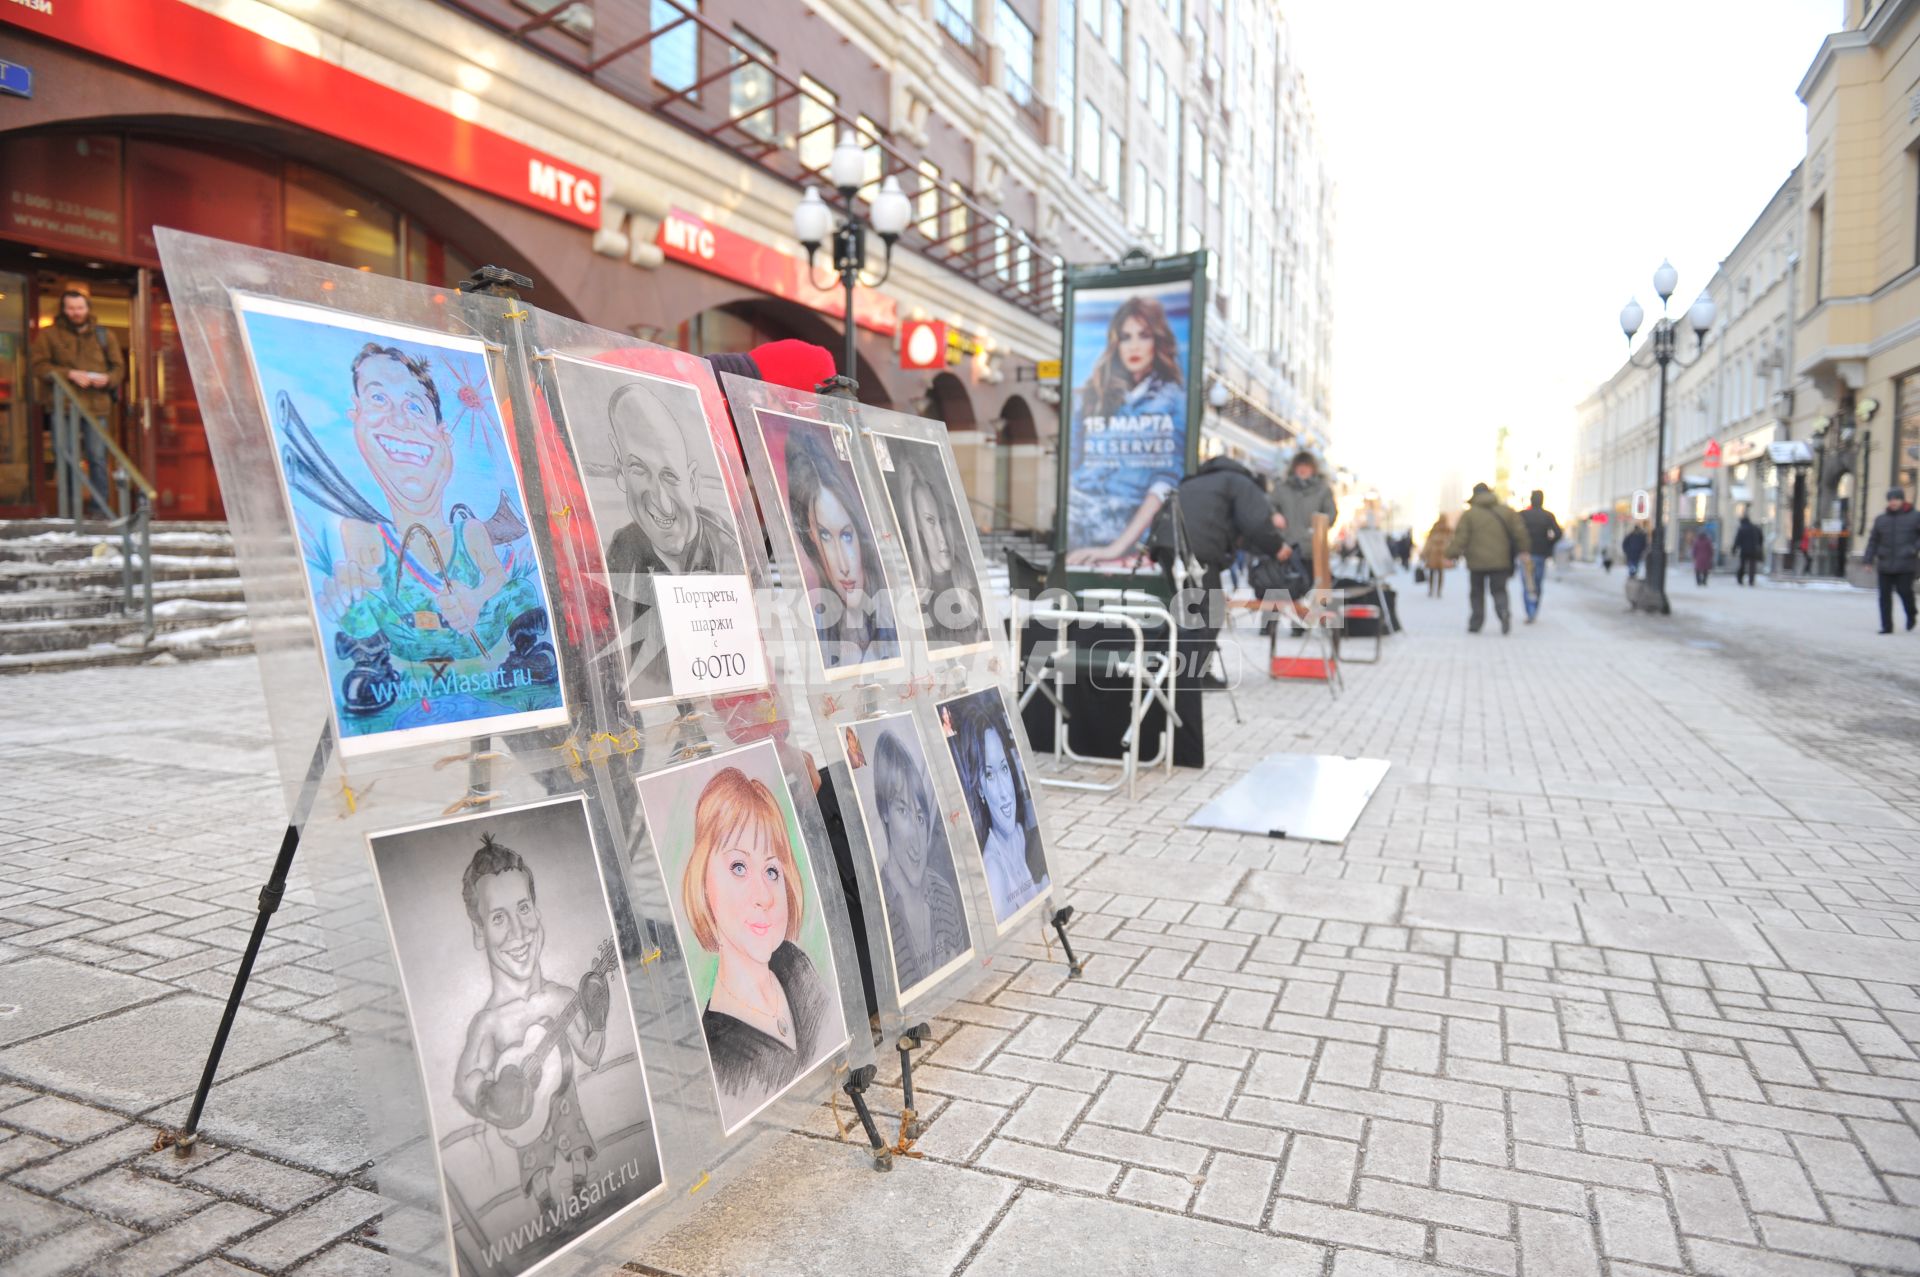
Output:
[1446, 482, 1529, 635]
[1517, 490, 1562, 623]
[1864, 486, 1920, 634]
[29, 290, 125, 520]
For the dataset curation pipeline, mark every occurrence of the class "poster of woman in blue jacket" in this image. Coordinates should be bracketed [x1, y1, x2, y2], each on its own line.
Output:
[1063, 284, 1192, 567]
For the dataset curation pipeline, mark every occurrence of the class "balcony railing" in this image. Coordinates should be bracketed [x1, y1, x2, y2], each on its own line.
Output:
[447, 0, 1064, 320]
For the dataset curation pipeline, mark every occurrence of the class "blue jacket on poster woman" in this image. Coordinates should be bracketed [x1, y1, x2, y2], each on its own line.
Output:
[1069, 374, 1187, 549]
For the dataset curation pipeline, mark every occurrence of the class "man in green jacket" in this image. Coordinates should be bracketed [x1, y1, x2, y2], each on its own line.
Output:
[1446, 483, 1529, 635]
[30, 291, 126, 518]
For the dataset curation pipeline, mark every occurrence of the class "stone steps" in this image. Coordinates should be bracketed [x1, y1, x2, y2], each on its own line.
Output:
[0, 519, 252, 674]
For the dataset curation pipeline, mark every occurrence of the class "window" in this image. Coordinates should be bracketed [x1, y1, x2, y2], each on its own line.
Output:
[948, 179, 969, 246]
[1087, 0, 1104, 39]
[1104, 0, 1124, 61]
[651, 0, 699, 94]
[1056, 0, 1076, 162]
[1080, 100, 1103, 181]
[798, 77, 837, 173]
[1185, 116, 1203, 180]
[994, 0, 1036, 105]
[1104, 129, 1123, 201]
[729, 28, 776, 141]
[917, 160, 942, 233]
[1131, 161, 1148, 225]
[938, 0, 976, 48]
[994, 214, 1012, 279]
[1150, 178, 1167, 245]
[1810, 197, 1825, 304]
[1150, 62, 1167, 126]
[1184, 223, 1201, 253]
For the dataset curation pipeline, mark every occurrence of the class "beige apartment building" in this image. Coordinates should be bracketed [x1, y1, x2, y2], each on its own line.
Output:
[1577, 0, 1920, 578]
[2, 0, 1334, 533]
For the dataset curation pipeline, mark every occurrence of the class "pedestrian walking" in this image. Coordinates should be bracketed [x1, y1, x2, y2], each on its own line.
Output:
[1622, 524, 1648, 578]
[1691, 529, 1714, 586]
[1798, 527, 1813, 574]
[1733, 513, 1765, 586]
[1864, 486, 1920, 633]
[1269, 448, 1338, 556]
[1419, 513, 1453, 598]
[28, 290, 125, 519]
[1601, 548, 1615, 572]
[1517, 489, 1563, 623]
[1445, 482, 1528, 634]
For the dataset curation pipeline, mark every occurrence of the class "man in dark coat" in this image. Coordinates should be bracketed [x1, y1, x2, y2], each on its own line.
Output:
[1162, 457, 1283, 582]
[1622, 524, 1649, 578]
[1733, 513, 1765, 586]
[1446, 483, 1528, 635]
[1517, 490, 1562, 623]
[29, 291, 125, 518]
[1864, 486, 1920, 633]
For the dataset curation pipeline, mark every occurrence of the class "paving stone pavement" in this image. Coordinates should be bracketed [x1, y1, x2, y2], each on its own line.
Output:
[2, 563, 1917, 1275]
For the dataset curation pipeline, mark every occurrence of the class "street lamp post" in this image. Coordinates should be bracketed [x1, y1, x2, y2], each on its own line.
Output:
[792, 131, 912, 387]
[1618, 260, 1716, 615]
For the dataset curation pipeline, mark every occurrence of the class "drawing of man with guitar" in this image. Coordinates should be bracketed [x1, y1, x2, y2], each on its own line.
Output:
[453, 834, 614, 1217]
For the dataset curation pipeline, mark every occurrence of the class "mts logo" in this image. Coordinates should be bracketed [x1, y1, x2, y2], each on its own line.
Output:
[660, 214, 717, 259]
[527, 160, 598, 215]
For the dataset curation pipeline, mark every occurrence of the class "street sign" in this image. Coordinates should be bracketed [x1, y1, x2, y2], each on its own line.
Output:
[1630, 489, 1651, 521]
[0, 60, 31, 99]
[1035, 358, 1061, 382]
[1768, 439, 1815, 465]
[1703, 439, 1722, 468]
[899, 319, 947, 370]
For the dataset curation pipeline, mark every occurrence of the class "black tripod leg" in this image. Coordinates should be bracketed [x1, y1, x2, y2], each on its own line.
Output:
[1050, 905, 1085, 979]
[842, 1065, 892, 1171]
[163, 821, 299, 1154]
[160, 728, 333, 1157]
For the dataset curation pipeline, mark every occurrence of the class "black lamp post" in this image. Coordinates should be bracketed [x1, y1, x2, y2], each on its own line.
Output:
[1619, 260, 1716, 615]
[792, 131, 912, 387]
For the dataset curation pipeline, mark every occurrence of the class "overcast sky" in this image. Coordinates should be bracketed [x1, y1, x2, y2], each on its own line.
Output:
[1284, 0, 1840, 528]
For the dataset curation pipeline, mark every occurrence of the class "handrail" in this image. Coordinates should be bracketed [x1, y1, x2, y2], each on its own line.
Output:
[46, 377, 155, 642]
[50, 378, 157, 499]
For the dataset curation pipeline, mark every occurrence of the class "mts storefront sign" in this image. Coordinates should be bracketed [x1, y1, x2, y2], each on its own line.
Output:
[657, 209, 897, 335]
[4, 0, 600, 229]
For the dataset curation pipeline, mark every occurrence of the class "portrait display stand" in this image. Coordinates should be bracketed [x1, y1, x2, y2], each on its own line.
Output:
[726, 377, 1077, 1144]
[156, 228, 878, 1276]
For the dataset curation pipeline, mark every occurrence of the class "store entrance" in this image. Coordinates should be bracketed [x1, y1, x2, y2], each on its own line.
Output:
[0, 253, 216, 521]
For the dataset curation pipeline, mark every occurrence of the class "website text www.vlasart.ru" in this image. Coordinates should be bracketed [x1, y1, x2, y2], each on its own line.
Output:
[479, 1156, 650, 1268]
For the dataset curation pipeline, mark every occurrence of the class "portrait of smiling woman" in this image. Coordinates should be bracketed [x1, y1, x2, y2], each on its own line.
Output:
[637, 742, 849, 1135]
[875, 433, 990, 652]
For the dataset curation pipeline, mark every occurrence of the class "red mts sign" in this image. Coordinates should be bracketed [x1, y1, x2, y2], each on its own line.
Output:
[4, 0, 600, 228]
[656, 209, 898, 335]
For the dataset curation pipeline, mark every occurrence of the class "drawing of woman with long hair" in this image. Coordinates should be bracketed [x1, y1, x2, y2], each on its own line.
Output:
[1065, 294, 1187, 566]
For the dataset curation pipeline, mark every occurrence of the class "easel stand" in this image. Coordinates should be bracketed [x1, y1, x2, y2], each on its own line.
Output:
[842, 1065, 891, 1170]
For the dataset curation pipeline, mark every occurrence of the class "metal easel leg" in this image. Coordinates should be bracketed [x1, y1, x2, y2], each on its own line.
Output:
[897, 1021, 931, 1138]
[843, 1065, 893, 1171]
[159, 728, 334, 1156]
[1050, 906, 1085, 978]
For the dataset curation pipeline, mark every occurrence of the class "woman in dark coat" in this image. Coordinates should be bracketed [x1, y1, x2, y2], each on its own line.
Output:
[1691, 529, 1715, 586]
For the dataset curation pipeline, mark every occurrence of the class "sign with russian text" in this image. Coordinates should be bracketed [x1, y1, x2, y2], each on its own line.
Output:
[656, 209, 897, 335]
[651, 573, 769, 699]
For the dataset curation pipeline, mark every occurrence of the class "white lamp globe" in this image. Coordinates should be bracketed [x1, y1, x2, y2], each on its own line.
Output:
[871, 176, 911, 238]
[1653, 259, 1678, 303]
[828, 130, 867, 195]
[793, 186, 833, 248]
[1208, 380, 1230, 408]
[1619, 297, 1644, 340]
[1687, 290, 1716, 337]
